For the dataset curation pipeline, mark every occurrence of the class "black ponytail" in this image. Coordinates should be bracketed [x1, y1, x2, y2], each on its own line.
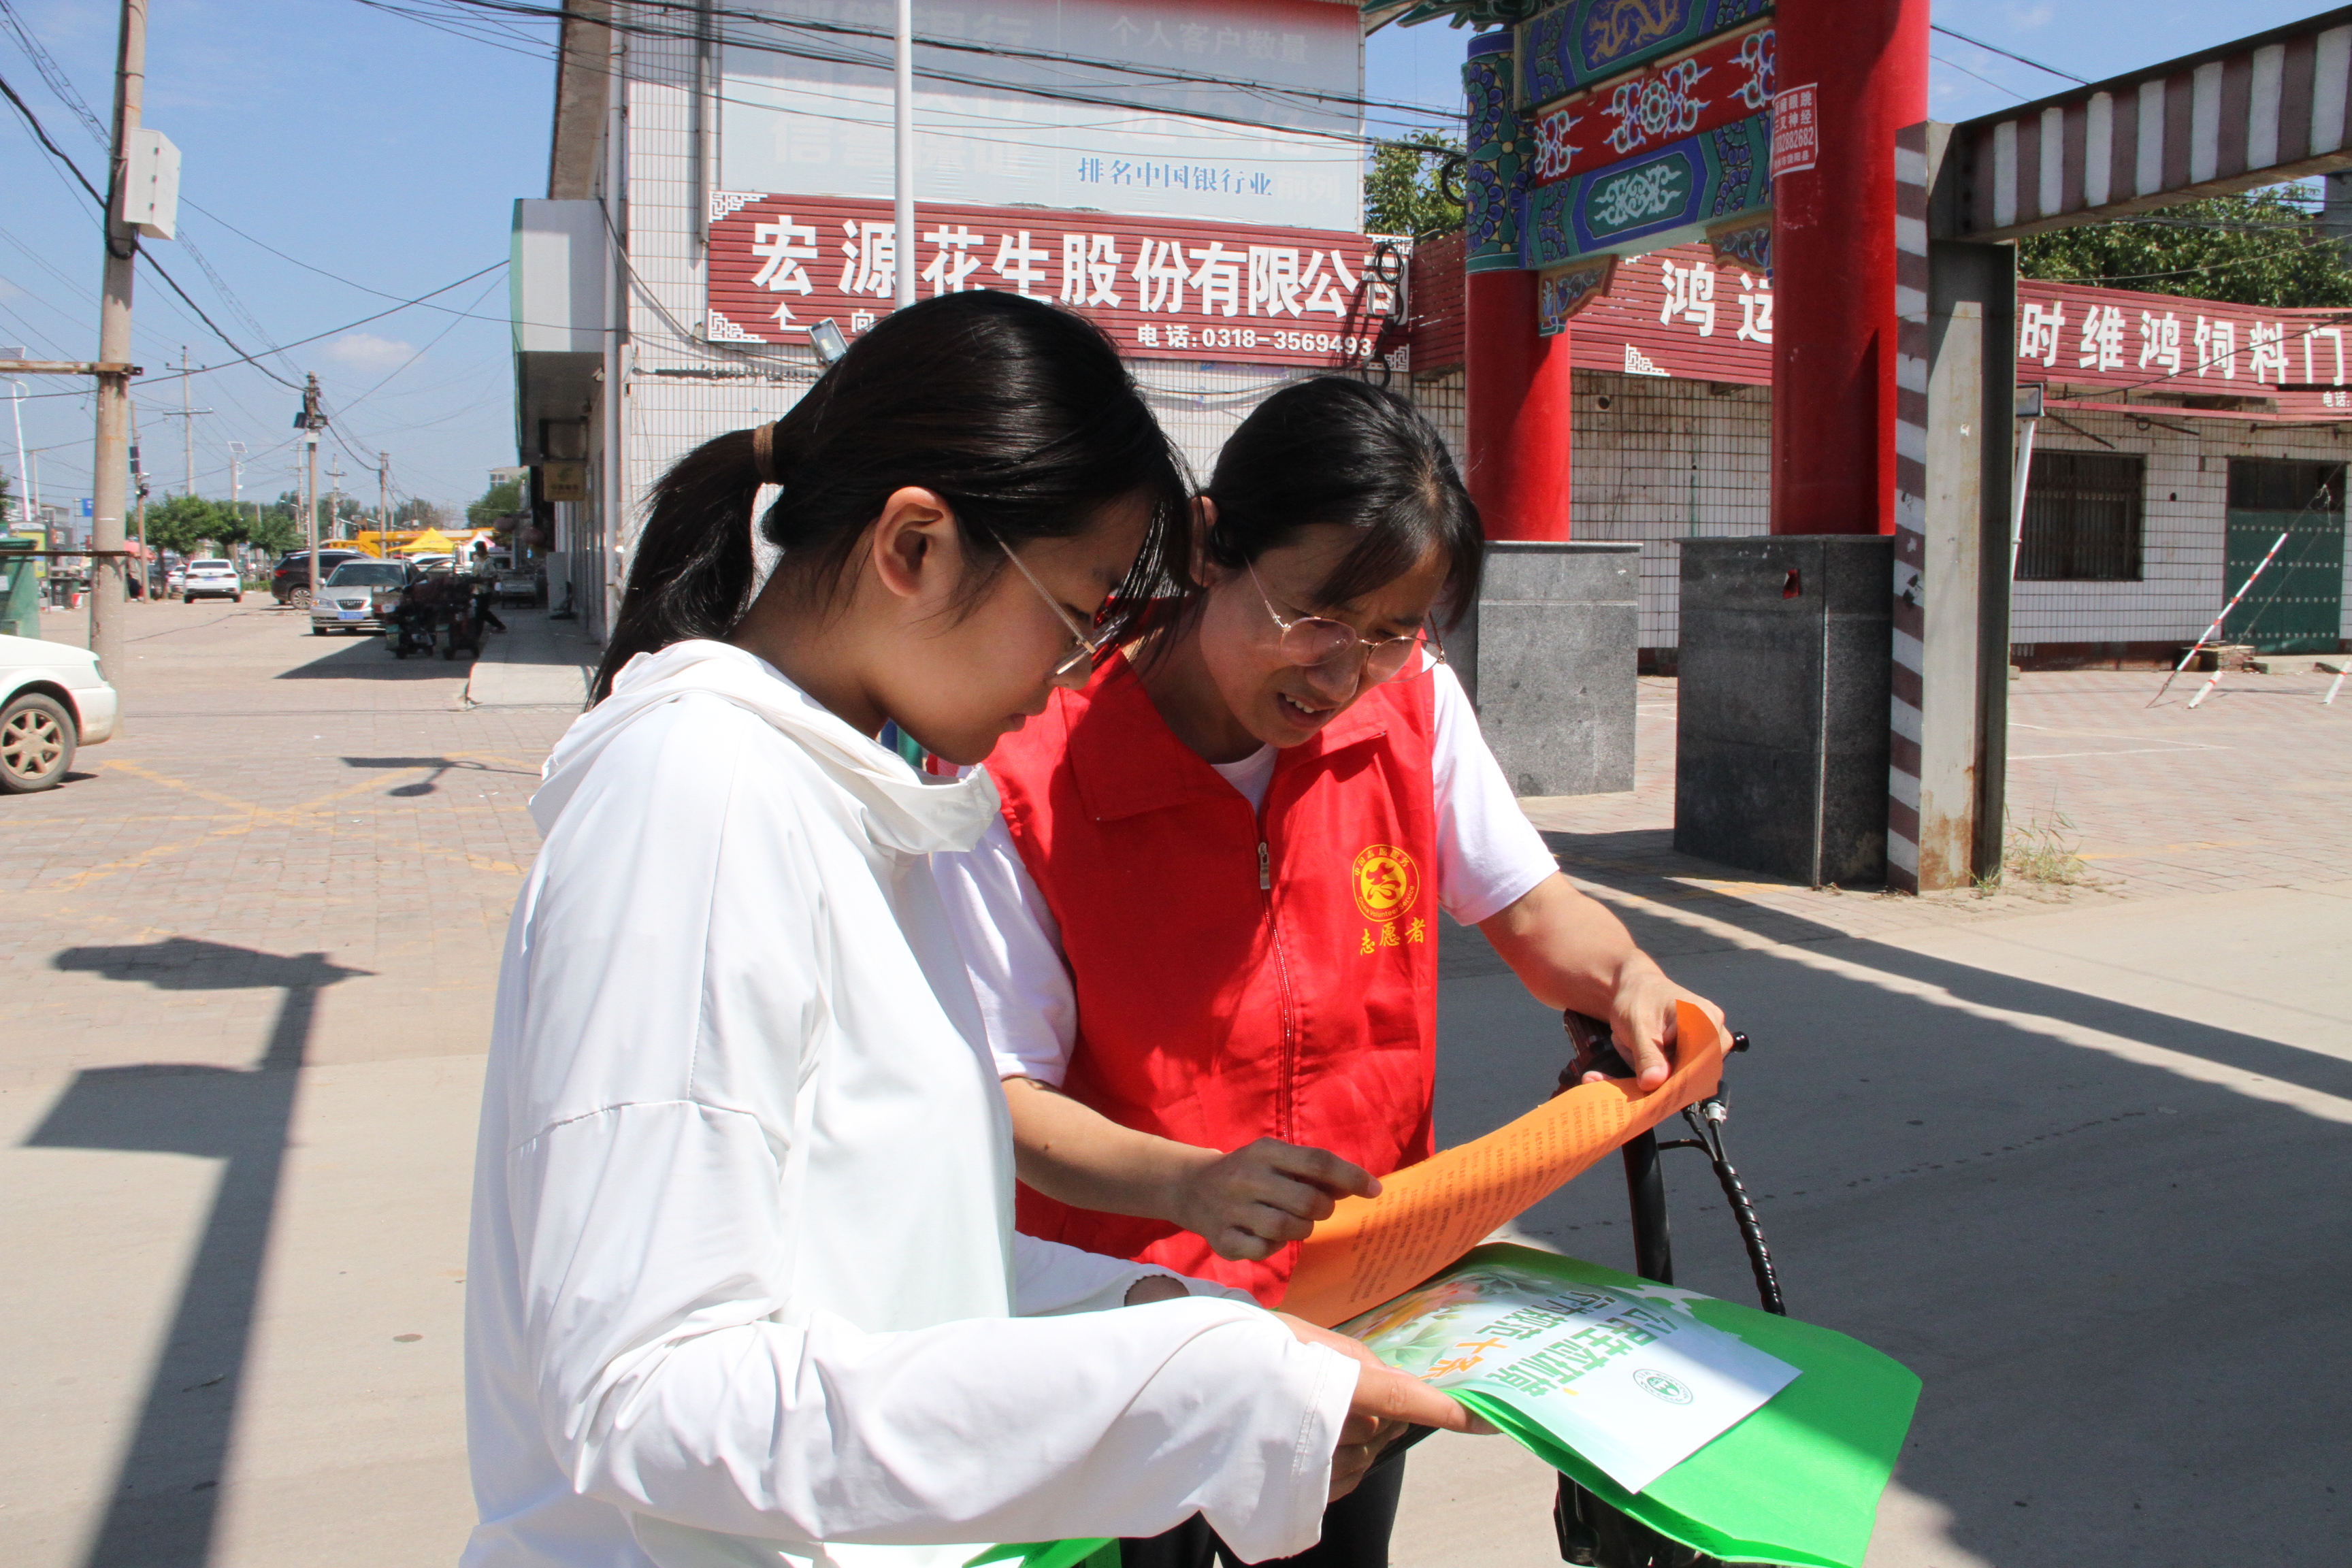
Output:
[593, 291, 1189, 701]
[1201, 376, 1483, 627]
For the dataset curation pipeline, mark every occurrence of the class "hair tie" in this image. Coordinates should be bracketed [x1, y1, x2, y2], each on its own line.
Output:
[752, 421, 785, 487]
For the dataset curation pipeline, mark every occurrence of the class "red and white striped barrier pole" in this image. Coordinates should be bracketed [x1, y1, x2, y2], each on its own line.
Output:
[2153, 529, 2290, 705]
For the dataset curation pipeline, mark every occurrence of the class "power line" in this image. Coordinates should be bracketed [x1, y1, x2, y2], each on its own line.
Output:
[364, 0, 1452, 122]
[348, 0, 1448, 154]
[0, 66, 317, 391]
[1929, 23, 2088, 86]
[0, 26, 310, 381]
[0, 0, 108, 142]
[1931, 50, 2030, 105]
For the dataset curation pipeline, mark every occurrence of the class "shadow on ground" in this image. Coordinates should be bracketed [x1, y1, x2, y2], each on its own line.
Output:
[275, 630, 474, 682]
[341, 755, 540, 796]
[1435, 879, 2349, 1567]
[24, 938, 370, 1568]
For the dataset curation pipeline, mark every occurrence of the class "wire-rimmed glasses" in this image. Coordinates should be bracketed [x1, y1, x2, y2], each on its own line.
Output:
[1244, 561, 1435, 686]
[1000, 540, 1116, 679]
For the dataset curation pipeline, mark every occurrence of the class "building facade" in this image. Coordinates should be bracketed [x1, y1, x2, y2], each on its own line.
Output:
[1405, 235, 2352, 666]
[511, 0, 1394, 645]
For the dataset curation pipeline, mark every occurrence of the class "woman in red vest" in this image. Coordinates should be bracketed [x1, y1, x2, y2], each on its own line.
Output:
[934, 378, 1726, 1568]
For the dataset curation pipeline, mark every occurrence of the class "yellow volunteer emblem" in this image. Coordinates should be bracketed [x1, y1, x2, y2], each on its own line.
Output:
[1350, 844, 1421, 924]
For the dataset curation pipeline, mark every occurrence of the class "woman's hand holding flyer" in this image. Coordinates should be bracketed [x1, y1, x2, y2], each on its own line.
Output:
[1271, 1313, 1495, 1500]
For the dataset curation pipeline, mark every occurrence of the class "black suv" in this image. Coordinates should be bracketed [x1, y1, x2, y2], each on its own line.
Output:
[272, 549, 368, 607]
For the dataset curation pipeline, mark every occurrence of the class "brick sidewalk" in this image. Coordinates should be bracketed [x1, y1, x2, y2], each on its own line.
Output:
[1517, 669, 2352, 955]
[1, 599, 578, 1086]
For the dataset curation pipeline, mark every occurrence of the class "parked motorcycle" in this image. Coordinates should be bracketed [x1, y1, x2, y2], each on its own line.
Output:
[384, 591, 439, 659]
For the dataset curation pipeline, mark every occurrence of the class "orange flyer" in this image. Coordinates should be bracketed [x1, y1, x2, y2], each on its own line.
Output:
[1279, 1002, 1725, 1328]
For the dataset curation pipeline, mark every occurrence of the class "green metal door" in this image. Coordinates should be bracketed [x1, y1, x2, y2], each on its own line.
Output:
[2224, 460, 2345, 653]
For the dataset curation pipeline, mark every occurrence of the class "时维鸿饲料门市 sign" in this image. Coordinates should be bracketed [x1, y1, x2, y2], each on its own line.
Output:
[1541, 238, 2352, 423]
[706, 193, 1403, 368]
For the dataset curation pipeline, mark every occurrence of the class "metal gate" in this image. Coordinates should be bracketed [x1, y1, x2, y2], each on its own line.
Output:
[2224, 459, 2346, 654]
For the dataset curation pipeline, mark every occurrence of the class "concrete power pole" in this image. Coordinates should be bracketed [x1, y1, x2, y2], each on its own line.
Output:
[129, 402, 149, 592]
[377, 451, 390, 534]
[87, 0, 148, 673]
[325, 453, 345, 534]
[297, 372, 325, 602]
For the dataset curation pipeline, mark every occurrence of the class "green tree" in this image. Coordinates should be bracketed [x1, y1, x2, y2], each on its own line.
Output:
[2018, 184, 2352, 308]
[246, 507, 301, 555]
[392, 496, 448, 529]
[1365, 134, 1465, 240]
[144, 494, 239, 556]
[467, 478, 523, 530]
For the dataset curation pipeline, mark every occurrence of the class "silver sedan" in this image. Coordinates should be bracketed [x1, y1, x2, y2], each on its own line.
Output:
[308, 559, 414, 634]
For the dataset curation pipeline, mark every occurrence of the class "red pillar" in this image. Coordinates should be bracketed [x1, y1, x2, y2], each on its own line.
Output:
[1464, 267, 1574, 542]
[1769, 0, 1929, 536]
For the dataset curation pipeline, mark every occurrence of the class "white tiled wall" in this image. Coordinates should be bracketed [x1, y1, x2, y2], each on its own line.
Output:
[2013, 412, 2352, 647]
[1409, 368, 1775, 647]
[1569, 370, 1772, 647]
[1409, 361, 2349, 650]
[1409, 368, 1466, 474]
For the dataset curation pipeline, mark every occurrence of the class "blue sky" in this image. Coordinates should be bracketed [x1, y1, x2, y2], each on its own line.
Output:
[0, 1, 2328, 517]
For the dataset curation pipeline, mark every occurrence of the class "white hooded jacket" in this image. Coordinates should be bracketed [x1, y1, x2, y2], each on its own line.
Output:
[463, 640, 1354, 1568]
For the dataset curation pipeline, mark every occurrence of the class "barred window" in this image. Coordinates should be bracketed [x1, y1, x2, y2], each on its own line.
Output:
[2227, 459, 2344, 513]
[2019, 451, 2144, 582]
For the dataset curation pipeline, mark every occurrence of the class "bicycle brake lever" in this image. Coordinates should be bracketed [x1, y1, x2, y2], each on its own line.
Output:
[1556, 1010, 1636, 1096]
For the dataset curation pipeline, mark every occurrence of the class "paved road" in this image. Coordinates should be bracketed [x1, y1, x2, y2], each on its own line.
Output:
[1, 600, 2344, 1568]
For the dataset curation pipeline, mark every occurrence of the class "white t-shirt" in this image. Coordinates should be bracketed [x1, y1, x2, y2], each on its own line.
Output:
[933, 660, 1561, 1086]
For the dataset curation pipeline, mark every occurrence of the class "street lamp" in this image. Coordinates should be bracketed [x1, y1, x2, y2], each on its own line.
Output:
[6, 378, 30, 527]
[227, 440, 249, 572]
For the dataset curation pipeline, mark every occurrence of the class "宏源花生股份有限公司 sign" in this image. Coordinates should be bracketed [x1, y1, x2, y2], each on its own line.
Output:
[717, 0, 1365, 234]
[706, 193, 1401, 369]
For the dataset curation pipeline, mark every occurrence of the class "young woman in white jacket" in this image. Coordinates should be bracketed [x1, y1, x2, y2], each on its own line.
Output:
[462, 292, 1477, 1568]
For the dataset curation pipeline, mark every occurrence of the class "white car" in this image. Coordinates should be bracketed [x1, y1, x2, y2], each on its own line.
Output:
[309, 559, 414, 634]
[1, 633, 118, 794]
[182, 557, 244, 602]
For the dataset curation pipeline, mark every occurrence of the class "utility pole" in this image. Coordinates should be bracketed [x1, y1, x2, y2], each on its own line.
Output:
[377, 451, 390, 534]
[130, 402, 149, 593]
[325, 453, 346, 556]
[6, 377, 29, 526]
[88, 0, 148, 672]
[295, 372, 325, 602]
[149, 345, 212, 499]
[228, 438, 246, 574]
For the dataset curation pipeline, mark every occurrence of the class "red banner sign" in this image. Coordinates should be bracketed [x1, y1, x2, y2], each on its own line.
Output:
[1557, 241, 2349, 422]
[708, 193, 1401, 367]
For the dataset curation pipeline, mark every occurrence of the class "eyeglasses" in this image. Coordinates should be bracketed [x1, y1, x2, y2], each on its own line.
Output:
[1245, 561, 1435, 686]
[1000, 540, 1116, 679]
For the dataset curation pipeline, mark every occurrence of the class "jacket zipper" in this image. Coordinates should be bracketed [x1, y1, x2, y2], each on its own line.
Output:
[1258, 824, 1298, 1144]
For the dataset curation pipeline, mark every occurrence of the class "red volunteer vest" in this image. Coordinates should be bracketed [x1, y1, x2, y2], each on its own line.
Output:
[986, 651, 1440, 1303]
